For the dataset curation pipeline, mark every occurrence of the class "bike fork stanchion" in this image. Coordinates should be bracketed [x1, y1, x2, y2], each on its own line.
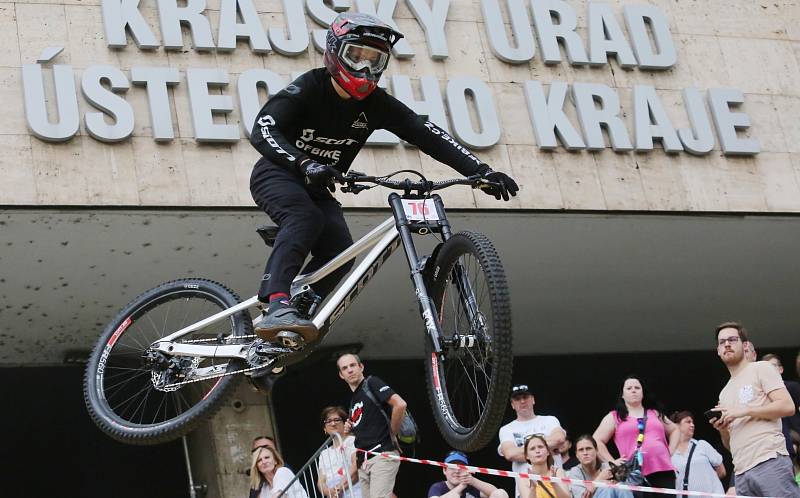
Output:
[388, 193, 443, 353]
[432, 195, 482, 335]
[431, 194, 452, 240]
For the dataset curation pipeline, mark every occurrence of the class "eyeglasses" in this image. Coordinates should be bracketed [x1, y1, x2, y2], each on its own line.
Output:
[324, 417, 344, 425]
[252, 444, 272, 453]
[717, 336, 740, 346]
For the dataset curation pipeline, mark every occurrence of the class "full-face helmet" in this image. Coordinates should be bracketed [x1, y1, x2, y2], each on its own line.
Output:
[323, 12, 404, 100]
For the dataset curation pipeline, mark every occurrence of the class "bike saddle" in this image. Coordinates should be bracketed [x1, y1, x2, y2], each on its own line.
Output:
[256, 225, 279, 247]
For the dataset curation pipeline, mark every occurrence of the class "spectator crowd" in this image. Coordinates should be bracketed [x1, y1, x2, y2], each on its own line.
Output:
[247, 324, 800, 498]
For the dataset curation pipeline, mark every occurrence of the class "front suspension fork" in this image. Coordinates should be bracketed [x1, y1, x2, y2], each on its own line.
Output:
[389, 193, 445, 353]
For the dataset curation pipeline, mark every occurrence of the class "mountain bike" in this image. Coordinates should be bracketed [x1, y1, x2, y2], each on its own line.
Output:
[83, 169, 513, 452]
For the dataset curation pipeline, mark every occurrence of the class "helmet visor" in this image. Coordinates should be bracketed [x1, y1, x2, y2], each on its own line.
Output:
[339, 42, 390, 74]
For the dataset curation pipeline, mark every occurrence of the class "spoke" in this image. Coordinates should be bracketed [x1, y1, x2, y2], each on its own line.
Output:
[161, 301, 173, 340]
[111, 380, 153, 418]
[179, 298, 192, 329]
[151, 392, 168, 425]
[133, 384, 154, 425]
[462, 346, 491, 383]
[104, 370, 150, 391]
[175, 389, 190, 414]
[125, 325, 150, 352]
[145, 312, 162, 343]
[111, 344, 148, 355]
[104, 365, 147, 373]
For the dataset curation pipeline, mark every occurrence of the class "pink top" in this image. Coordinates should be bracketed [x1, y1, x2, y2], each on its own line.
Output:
[612, 409, 674, 476]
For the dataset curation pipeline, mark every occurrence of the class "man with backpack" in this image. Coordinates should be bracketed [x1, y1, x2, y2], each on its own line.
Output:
[337, 353, 408, 498]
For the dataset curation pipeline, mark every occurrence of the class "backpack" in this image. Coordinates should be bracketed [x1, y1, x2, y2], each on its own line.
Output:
[361, 376, 419, 449]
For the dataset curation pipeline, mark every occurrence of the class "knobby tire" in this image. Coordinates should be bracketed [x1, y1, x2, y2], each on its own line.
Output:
[424, 231, 513, 451]
[83, 278, 251, 445]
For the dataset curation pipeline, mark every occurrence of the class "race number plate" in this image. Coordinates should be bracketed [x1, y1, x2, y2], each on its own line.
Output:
[400, 198, 440, 221]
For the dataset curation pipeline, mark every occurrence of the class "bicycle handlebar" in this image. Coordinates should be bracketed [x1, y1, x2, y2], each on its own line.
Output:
[337, 170, 492, 195]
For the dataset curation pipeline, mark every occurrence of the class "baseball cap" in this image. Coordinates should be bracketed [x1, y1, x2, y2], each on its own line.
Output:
[511, 384, 531, 397]
[444, 450, 469, 465]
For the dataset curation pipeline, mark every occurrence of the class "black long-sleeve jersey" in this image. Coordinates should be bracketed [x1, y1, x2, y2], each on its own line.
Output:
[250, 68, 488, 177]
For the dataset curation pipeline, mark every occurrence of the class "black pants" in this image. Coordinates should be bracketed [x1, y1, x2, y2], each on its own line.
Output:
[638, 470, 675, 498]
[250, 162, 354, 302]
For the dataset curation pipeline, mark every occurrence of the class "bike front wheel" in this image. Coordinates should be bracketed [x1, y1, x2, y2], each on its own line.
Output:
[424, 231, 513, 451]
[83, 278, 252, 445]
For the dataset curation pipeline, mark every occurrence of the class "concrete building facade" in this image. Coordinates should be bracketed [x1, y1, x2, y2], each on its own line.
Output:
[2, 0, 800, 212]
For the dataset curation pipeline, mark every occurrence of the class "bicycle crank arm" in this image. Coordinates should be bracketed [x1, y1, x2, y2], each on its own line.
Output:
[150, 342, 250, 361]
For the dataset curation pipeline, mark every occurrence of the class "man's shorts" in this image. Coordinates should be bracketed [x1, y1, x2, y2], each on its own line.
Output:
[736, 455, 800, 497]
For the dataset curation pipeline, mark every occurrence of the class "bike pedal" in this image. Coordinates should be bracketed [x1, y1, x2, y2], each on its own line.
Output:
[275, 330, 304, 350]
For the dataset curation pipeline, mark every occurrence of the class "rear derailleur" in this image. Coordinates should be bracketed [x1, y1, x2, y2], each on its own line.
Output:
[143, 350, 198, 392]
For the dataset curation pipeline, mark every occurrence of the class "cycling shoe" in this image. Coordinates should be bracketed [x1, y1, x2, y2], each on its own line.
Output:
[254, 300, 318, 343]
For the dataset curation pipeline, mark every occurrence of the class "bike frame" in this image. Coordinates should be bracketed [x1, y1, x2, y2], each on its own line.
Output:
[150, 194, 455, 366]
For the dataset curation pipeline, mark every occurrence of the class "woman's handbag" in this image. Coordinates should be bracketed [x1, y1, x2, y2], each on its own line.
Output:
[609, 456, 647, 486]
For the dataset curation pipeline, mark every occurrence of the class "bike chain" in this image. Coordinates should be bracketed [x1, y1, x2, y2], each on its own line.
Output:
[162, 334, 272, 389]
[163, 361, 273, 389]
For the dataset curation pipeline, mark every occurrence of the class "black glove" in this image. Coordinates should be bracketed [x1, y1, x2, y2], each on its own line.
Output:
[299, 160, 343, 188]
[478, 168, 519, 201]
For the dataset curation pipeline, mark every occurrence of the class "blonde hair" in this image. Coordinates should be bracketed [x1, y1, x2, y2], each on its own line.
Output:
[250, 446, 285, 490]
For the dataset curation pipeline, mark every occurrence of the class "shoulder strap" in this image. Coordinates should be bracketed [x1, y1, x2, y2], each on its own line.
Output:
[361, 376, 393, 426]
[682, 441, 697, 491]
[361, 376, 401, 451]
[538, 482, 557, 498]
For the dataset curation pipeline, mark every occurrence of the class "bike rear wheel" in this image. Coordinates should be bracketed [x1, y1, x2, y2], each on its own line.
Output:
[424, 231, 513, 451]
[83, 278, 252, 445]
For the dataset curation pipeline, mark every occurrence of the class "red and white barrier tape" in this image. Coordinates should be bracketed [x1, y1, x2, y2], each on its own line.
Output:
[356, 448, 774, 498]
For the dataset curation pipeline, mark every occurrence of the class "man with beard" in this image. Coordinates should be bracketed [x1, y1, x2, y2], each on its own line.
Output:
[711, 322, 799, 497]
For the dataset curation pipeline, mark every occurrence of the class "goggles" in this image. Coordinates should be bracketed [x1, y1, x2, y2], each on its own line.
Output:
[339, 42, 390, 74]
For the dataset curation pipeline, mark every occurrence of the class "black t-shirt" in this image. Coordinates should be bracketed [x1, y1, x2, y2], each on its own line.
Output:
[349, 376, 396, 452]
[427, 481, 481, 498]
[562, 455, 580, 470]
[249, 68, 486, 177]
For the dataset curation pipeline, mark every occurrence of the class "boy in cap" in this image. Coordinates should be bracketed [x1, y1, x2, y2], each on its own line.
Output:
[427, 450, 508, 498]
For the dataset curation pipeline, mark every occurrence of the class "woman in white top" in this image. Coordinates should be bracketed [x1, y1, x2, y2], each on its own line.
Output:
[669, 411, 726, 495]
[249, 446, 309, 498]
[317, 406, 360, 498]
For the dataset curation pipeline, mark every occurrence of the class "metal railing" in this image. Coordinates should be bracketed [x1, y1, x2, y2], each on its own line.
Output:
[275, 433, 359, 498]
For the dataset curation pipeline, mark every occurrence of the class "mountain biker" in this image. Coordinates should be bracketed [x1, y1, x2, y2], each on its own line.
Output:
[249, 12, 519, 343]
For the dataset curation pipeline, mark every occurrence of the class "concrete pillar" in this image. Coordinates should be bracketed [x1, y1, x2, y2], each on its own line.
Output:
[185, 381, 277, 498]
